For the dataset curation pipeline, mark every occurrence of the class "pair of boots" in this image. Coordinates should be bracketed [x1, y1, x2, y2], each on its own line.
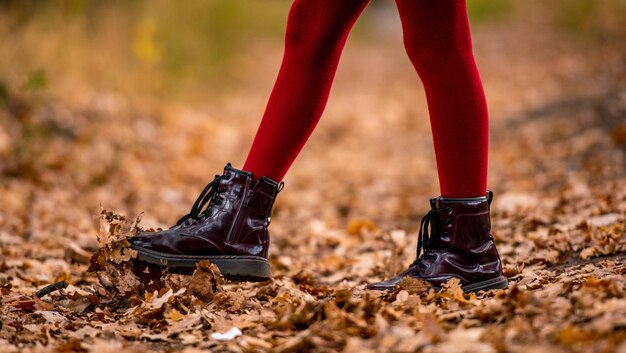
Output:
[131, 164, 508, 292]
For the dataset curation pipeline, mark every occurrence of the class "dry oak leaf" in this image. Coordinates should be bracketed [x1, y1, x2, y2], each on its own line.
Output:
[186, 260, 224, 302]
[441, 278, 474, 303]
[397, 276, 432, 294]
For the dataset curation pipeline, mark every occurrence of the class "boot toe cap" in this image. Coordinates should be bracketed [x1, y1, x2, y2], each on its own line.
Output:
[129, 230, 172, 251]
[366, 275, 405, 291]
[129, 236, 151, 249]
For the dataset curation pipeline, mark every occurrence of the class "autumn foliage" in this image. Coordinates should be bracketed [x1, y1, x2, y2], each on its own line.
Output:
[1, 2, 625, 352]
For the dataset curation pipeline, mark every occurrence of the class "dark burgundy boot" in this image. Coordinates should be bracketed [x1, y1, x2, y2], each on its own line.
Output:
[131, 163, 282, 280]
[367, 191, 508, 293]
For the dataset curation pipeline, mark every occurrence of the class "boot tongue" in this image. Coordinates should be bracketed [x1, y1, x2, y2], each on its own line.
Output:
[223, 163, 253, 178]
[430, 197, 439, 209]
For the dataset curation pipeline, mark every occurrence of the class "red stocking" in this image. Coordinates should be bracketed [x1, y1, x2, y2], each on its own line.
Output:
[243, 0, 371, 182]
[396, 0, 489, 197]
[244, 0, 488, 198]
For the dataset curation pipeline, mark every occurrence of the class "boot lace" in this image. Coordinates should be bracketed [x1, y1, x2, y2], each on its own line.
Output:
[175, 174, 229, 226]
[410, 205, 452, 270]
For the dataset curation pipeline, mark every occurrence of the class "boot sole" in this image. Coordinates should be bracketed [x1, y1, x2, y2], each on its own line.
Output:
[369, 275, 509, 293]
[132, 247, 271, 281]
[461, 276, 509, 293]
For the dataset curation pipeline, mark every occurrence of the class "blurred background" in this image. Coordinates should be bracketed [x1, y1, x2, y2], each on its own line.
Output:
[2, 0, 625, 98]
[0, 0, 625, 254]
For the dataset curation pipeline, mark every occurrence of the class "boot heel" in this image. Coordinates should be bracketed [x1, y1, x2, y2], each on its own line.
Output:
[211, 256, 272, 281]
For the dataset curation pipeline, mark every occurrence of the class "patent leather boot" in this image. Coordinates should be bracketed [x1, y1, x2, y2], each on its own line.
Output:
[131, 163, 282, 280]
[367, 191, 508, 293]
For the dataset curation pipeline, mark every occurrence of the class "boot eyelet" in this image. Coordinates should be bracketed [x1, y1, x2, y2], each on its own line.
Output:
[445, 207, 453, 214]
[444, 219, 452, 226]
[442, 232, 450, 237]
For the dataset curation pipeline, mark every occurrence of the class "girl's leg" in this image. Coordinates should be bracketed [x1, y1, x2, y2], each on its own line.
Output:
[369, 2, 507, 292]
[395, 0, 488, 198]
[243, 0, 371, 182]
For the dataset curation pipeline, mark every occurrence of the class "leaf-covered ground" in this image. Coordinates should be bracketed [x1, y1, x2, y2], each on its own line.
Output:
[1, 10, 625, 353]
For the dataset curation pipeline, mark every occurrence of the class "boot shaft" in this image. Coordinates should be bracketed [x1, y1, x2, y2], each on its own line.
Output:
[432, 192, 492, 253]
[228, 174, 281, 258]
[213, 165, 281, 257]
[244, 176, 281, 224]
[216, 164, 280, 224]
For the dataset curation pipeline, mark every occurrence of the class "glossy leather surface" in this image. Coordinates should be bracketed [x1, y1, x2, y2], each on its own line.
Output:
[131, 164, 280, 259]
[368, 193, 504, 290]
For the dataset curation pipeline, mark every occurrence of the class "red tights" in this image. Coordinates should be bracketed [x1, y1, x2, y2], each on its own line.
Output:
[243, 0, 488, 198]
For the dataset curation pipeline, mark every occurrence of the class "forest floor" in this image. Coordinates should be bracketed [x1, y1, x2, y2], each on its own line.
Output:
[1, 15, 625, 353]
